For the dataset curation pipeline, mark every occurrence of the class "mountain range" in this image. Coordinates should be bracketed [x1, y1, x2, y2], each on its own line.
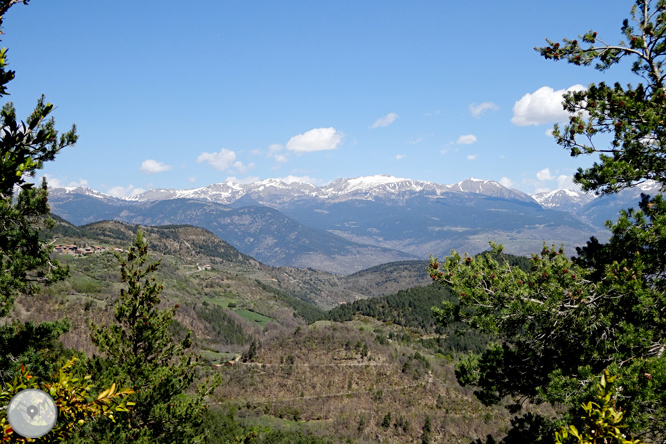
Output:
[47, 175, 661, 274]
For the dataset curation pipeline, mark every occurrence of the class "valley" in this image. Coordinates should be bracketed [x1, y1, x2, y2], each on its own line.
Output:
[26, 175, 661, 442]
[8, 217, 550, 443]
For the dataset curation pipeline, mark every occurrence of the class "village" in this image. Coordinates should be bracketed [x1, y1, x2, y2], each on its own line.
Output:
[52, 244, 125, 256]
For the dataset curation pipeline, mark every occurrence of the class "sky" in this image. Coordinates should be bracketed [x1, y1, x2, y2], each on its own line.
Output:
[2, 1, 641, 197]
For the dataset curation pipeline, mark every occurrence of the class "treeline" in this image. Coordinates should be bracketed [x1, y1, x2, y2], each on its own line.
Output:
[196, 302, 253, 345]
[327, 283, 451, 332]
[254, 279, 327, 324]
[326, 251, 530, 333]
[203, 408, 336, 444]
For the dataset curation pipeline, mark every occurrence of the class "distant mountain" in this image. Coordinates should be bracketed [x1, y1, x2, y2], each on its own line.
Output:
[580, 180, 664, 227]
[532, 189, 596, 212]
[48, 175, 609, 274]
[277, 192, 596, 259]
[123, 174, 537, 207]
[49, 186, 120, 202]
[449, 178, 535, 202]
[48, 197, 418, 275]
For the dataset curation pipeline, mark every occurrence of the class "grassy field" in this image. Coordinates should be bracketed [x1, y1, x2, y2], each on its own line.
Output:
[201, 349, 224, 363]
[204, 296, 238, 308]
[234, 309, 273, 326]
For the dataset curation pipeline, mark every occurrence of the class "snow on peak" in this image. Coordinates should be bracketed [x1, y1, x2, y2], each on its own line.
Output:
[451, 177, 502, 193]
[55, 186, 112, 198]
[531, 188, 595, 210]
[637, 179, 662, 192]
[536, 189, 581, 199]
[347, 174, 408, 186]
[54, 174, 542, 206]
[322, 175, 428, 197]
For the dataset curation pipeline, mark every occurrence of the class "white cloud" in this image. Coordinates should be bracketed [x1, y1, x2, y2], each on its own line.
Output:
[106, 185, 145, 198]
[233, 161, 255, 174]
[68, 179, 88, 187]
[457, 134, 477, 145]
[225, 176, 260, 184]
[536, 168, 555, 181]
[268, 144, 283, 155]
[511, 84, 586, 126]
[534, 187, 551, 194]
[42, 175, 64, 188]
[408, 137, 424, 145]
[273, 154, 288, 165]
[188, 175, 197, 183]
[197, 148, 237, 170]
[286, 127, 343, 153]
[140, 159, 173, 175]
[371, 112, 399, 128]
[469, 102, 498, 117]
[396, 154, 406, 160]
[41, 174, 88, 188]
[440, 144, 458, 154]
[279, 175, 320, 184]
[499, 177, 515, 188]
[545, 128, 555, 137]
[467, 154, 478, 160]
[556, 174, 579, 190]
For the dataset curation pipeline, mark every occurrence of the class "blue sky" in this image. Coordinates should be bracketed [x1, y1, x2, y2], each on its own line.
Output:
[3, 1, 637, 197]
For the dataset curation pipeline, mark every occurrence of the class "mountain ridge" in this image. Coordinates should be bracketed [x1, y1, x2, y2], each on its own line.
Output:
[65, 174, 536, 207]
[47, 174, 663, 275]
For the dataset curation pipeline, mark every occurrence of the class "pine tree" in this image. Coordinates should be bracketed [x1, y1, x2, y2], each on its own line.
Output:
[0, 2, 135, 442]
[429, 1, 666, 442]
[0, 0, 76, 376]
[89, 230, 219, 443]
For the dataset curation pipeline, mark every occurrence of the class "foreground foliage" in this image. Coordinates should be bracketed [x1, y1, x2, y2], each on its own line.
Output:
[0, 1, 137, 442]
[555, 372, 643, 444]
[0, 360, 133, 442]
[429, 1, 666, 442]
[538, 0, 666, 195]
[84, 230, 220, 443]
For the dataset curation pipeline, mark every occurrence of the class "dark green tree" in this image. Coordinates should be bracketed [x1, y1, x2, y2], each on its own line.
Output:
[0, 0, 76, 382]
[536, 0, 666, 195]
[0, 3, 137, 442]
[89, 230, 220, 443]
[0, 1, 74, 318]
[428, 1, 666, 442]
[421, 416, 432, 444]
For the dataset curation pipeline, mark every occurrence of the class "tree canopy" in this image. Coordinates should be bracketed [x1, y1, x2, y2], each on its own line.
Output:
[0, 2, 140, 442]
[87, 230, 220, 443]
[429, 1, 666, 442]
[537, 0, 666, 195]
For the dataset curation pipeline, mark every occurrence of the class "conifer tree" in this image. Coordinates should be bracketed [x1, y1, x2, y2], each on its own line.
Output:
[89, 230, 219, 443]
[0, 2, 136, 442]
[428, 1, 666, 442]
[0, 0, 75, 381]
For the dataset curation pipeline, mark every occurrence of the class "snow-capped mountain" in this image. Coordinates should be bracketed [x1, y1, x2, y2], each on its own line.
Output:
[119, 174, 536, 208]
[531, 189, 596, 212]
[47, 174, 608, 274]
[48, 186, 120, 203]
[450, 178, 535, 202]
